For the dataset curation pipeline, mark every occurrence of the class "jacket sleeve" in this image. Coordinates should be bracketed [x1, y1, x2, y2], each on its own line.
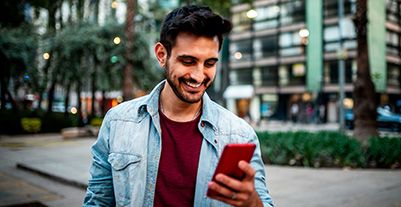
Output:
[83, 113, 116, 206]
[250, 130, 275, 207]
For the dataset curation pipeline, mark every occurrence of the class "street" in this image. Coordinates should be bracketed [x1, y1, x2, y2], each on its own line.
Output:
[0, 131, 400, 207]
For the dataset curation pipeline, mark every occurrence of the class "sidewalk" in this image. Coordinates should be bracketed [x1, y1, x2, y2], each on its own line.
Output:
[0, 133, 400, 207]
[255, 120, 340, 132]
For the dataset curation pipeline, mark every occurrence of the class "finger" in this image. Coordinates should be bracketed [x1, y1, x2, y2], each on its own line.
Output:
[238, 160, 256, 181]
[211, 193, 244, 207]
[215, 173, 243, 191]
[208, 181, 238, 199]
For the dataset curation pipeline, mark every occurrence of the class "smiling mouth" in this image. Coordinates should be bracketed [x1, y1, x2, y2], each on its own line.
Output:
[184, 80, 202, 88]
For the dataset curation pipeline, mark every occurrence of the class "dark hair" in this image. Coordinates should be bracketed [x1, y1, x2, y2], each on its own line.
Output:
[159, 5, 232, 57]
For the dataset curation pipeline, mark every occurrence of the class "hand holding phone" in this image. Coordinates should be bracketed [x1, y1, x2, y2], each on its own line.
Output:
[207, 143, 256, 197]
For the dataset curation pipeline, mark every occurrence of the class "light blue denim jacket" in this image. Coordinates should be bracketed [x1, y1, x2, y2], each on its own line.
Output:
[83, 81, 274, 207]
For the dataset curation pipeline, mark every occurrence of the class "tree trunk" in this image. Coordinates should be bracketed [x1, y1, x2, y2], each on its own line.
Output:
[47, 79, 56, 113]
[0, 54, 8, 111]
[64, 81, 71, 117]
[91, 56, 98, 117]
[77, 0, 84, 21]
[101, 90, 106, 116]
[77, 81, 84, 126]
[122, 0, 136, 101]
[0, 76, 6, 111]
[92, 0, 100, 23]
[47, 2, 57, 31]
[353, 0, 378, 141]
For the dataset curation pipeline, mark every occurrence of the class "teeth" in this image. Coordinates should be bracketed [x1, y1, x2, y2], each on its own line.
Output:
[185, 81, 201, 88]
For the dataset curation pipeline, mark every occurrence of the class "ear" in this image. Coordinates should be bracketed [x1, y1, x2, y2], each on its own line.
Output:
[154, 42, 167, 68]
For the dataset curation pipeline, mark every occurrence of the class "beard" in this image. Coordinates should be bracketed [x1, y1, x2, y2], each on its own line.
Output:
[164, 62, 212, 104]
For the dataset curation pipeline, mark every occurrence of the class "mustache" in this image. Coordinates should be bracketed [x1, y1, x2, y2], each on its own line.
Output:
[179, 77, 211, 85]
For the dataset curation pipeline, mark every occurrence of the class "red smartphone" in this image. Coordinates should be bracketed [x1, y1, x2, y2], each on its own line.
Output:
[207, 143, 256, 197]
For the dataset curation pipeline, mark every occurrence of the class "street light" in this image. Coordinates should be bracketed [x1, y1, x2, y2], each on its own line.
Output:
[111, 1, 118, 9]
[299, 28, 309, 38]
[299, 28, 309, 45]
[43, 52, 50, 60]
[234, 52, 243, 60]
[246, 9, 258, 19]
[113, 36, 121, 45]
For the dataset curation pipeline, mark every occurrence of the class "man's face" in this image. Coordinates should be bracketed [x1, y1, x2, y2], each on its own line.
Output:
[162, 32, 219, 103]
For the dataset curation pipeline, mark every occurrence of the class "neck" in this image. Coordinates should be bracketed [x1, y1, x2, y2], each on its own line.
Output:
[159, 83, 202, 122]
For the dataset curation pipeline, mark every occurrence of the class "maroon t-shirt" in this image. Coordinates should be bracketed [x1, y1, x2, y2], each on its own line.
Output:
[154, 110, 203, 207]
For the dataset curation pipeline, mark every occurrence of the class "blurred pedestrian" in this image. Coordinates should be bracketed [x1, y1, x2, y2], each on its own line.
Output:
[290, 103, 299, 123]
[306, 103, 313, 123]
[83, 5, 273, 207]
[318, 104, 325, 123]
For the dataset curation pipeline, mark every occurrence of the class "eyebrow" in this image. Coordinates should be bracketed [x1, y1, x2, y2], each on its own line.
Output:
[177, 55, 219, 62]
[177, 55, 198, 61]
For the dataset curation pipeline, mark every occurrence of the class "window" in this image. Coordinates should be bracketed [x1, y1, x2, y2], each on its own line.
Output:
[230, 39, 252, 62]
[388, 64, 401, 87]
[386, 0, 400, 24]
[232, 10, 252, 33]
[254, 35, 278, 59]
[280, 0, 305, 26]
[230, 68, 253, 85]
[324, 0, 356, 18]
[279, 63, 306, 86]
[260, 94, 278, 118]
[386, 30, 400, 56]
[279, 31, 304, 56]
[261, 66, 278, 86]
[324, 60, 356, 84]
[254, 4, 280, 30]
[324, 23, 356, 52]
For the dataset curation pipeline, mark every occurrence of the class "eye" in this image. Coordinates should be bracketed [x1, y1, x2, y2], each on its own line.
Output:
[205, 59, 218, 68]
[180, 58, 196, 66]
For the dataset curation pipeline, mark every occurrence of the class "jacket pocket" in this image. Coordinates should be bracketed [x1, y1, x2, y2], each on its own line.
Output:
[108, 153, 141, 171]
[108, 152, 142, 207]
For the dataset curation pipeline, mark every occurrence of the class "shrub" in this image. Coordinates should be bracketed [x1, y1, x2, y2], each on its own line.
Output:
[366, 137, 401, 168]
[89, 117, 103, 127]
[21, 118, 42, 133]
[256, 131, 398, 168]
[0, 109, 79, 134]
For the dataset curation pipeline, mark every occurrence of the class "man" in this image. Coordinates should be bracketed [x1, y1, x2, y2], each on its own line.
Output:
[84, 5, 274, 207]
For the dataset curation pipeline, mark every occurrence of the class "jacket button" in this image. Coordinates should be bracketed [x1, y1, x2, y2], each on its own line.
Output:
[214, 139, 218, 144]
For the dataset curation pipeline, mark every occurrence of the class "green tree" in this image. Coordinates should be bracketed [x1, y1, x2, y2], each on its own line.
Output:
[0, 27, 38, 111]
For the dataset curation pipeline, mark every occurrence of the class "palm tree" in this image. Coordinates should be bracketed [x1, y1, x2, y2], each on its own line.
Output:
[353, 0, 378, 141]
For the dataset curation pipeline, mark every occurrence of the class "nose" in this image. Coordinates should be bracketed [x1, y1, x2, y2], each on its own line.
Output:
[190, 64, 204, 83]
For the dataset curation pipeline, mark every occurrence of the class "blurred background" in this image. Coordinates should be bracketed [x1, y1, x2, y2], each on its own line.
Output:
[0, 0, 401, 136]
[1, 1, 401, 206]
[0, 0, 400, 138]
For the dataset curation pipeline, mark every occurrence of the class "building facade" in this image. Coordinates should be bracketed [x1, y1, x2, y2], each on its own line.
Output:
[225, 0, 401, 124]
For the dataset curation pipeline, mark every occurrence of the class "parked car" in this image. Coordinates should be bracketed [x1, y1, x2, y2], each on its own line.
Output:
[345, 106, 401, 131]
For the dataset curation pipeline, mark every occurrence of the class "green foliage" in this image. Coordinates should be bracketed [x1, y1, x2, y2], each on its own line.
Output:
[89, 117, 103, 127]
[366, 137, 401, 168]
[0, 110, 24, 134]
[0, 25, 38, 76]
[0, 110, 78, 134]
[41, 112, 79, 133]
[0, 0, 27, 27]
[21, 117, 42, 133]
[257, 131, 401, 169]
